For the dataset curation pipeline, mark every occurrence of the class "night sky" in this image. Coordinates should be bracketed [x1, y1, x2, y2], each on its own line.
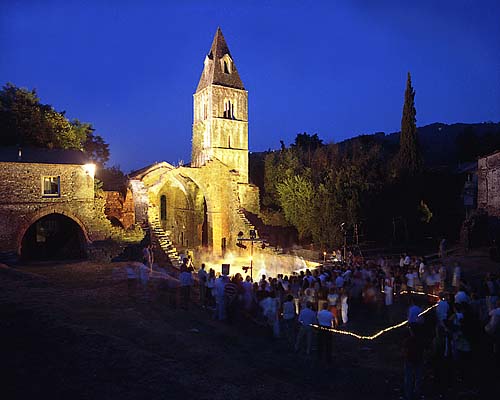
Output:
[1, 0, 499, 172]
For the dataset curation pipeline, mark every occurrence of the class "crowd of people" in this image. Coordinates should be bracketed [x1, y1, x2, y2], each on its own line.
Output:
[135, 247, 500, 398]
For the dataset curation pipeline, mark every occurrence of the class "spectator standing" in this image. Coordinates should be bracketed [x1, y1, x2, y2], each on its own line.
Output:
[142, 244, 154, 273]
[206, 268, 216, 307]
[402, 325, 424, 400]
[282, 294, 296, 345]
[224, 276, 240, 323]
[407, 297, 423, 329]
[179, 266, 193, 309]
[214, 274, 227, 320]
[295, 302, 316, 355]
[197, 263, 208, 307]
[340, 288, 349, 325]
[317, 302, 334, 363]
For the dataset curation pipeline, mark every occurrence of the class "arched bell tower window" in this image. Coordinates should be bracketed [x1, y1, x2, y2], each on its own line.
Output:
[221, 54, 232, 74]
[160, 195, 167, 221]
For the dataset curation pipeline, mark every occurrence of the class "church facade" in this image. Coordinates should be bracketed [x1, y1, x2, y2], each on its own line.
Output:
[130, 28, 260, 259]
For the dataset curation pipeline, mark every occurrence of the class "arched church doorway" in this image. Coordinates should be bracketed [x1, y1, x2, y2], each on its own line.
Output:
[202, 198, 208, 247]
[21, 213, 86, 260]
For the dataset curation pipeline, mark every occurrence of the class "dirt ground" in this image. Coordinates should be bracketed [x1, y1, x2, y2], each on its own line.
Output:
[1, 250, 498, 400]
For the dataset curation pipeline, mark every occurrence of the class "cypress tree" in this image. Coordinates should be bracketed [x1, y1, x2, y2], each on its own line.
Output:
[397, 72, 422, 176]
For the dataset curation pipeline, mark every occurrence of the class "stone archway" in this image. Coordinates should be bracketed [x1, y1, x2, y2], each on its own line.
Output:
[19, 212, 88, 260]
[154, 173, 210, 250]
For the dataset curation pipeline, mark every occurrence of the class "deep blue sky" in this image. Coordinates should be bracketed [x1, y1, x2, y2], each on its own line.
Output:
[1, 0, 499, 172]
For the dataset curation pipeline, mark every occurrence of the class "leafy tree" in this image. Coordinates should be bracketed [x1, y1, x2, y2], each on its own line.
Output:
[73, 119, 110, 166]
[97, 165, 127, 193]
[276, 174, 315, 239]
[0, 83, 109, 163]
[263, 147, 302, 208]
[291, 132, 324, 168]
[396, 73, 422, 176]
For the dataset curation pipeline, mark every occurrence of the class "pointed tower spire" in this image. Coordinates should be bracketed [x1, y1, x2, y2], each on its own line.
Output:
[196, 27, 245, 92]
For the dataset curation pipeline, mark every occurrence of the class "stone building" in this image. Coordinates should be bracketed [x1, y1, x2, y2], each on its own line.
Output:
[0, 147, 115, 260]
[478, 150, 500, 217]
[130, 28, 260, 259]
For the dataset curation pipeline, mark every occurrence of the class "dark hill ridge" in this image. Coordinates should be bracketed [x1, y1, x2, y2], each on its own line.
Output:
[250, 121, 500, 169]
[384, 121, 500, 166]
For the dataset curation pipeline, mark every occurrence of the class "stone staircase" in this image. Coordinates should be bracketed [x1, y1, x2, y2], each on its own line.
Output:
[228, 170, 258, 238]
[236, 207, 258, 238]
[147, 206, 182, 269]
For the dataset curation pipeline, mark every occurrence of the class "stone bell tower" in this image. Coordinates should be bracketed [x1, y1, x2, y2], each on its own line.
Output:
[192, 27, 249, 183]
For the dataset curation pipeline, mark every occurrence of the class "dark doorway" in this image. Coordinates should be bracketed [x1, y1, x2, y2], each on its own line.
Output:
[202, 198, 208, 247]
[21, 213, 86, 260]
[160, 195, 167, 221]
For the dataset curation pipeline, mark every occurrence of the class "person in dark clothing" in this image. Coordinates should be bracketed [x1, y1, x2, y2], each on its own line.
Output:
[402, 325, 424, 400]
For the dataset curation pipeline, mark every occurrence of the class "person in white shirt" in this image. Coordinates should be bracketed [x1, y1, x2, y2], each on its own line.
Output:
[294, 302, 317, 355]
[317, 302, 334, 363]
[404, 253, 411, 266]
[406, 270, 416, 291]
[384, 276, 394, 307]
[340, 289, 349, 325]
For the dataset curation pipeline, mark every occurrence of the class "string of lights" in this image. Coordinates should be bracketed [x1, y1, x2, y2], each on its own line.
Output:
[310, 290, 439, 340]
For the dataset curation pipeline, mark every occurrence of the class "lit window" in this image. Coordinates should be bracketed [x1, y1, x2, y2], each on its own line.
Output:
[42, 176, 60, 197]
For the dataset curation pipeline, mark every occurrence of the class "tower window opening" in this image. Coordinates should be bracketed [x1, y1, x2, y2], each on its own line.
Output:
[228, 135, 231, 148]
[223, 60, 230, 74]
[223, 100, 235, 119]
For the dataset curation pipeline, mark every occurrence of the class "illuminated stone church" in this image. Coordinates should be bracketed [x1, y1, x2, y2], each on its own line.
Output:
[130, 28, 260, 259]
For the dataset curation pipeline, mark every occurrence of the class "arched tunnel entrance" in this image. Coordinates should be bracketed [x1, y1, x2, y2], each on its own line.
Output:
[21, 213, 87, 260]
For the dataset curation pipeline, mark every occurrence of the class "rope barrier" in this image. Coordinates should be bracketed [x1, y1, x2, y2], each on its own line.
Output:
[310, 289, 439, 340]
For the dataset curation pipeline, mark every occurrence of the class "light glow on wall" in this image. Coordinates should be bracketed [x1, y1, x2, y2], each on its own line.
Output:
[83, 163, 96, 178]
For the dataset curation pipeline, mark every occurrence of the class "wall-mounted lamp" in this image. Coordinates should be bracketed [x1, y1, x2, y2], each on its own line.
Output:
[83, 163, 96, 178]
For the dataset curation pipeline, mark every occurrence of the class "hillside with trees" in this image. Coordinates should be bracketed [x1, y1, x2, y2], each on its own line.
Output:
[250, 74, 500, 250]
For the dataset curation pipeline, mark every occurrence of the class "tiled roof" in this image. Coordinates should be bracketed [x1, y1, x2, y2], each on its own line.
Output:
[196, 27, 245, 92]
[0, 146, 89, 164]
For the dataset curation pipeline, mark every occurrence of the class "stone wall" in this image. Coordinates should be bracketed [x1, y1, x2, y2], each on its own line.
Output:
[478, 151, 500, 217]
[0, 161, 113, 254]
[133, 159, 260, 257]
[238, 183, 260, 215]
[104, 189, 135, 229]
